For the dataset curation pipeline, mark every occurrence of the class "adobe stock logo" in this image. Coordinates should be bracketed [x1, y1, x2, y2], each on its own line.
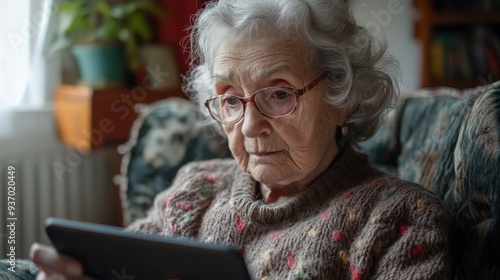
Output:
[110, 267, 135, 280]
[361, 0, 407, 37]
[478, 74, 496, 86]
[7, 0, 64, 54]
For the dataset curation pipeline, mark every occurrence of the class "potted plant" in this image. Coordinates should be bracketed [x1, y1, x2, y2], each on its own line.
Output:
[50, 0, 164, 87]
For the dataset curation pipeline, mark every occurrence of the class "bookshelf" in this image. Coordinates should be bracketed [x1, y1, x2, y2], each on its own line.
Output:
[414, 0, 500, 89]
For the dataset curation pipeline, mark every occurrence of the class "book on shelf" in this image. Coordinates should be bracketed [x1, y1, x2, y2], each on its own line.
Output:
[494, 0, 500, 10]
[471, 27, 490, 77]
[457, 36, 473, 80]
[485, 28, 500, 78]
[436, 0, 500, 12]
[430, 36, 445, 80]
[486, 44, 500, 77]
[430, 26, 500, 82]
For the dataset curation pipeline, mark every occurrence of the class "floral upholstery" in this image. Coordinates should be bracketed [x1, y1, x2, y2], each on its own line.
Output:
[118, 98, 231, 225]
[359, 81, 500, 279]
[0, 259, 38, 279]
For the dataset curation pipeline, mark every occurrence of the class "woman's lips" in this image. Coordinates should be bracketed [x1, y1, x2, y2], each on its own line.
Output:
[249, 151, 279, 157]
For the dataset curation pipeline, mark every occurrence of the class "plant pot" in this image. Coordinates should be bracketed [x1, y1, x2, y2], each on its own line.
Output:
[72, 43, 126, 88]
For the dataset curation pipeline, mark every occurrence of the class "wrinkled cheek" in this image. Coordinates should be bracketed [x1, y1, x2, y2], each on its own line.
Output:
[230, 143, 249, 172]
[225, 127, 249, 172]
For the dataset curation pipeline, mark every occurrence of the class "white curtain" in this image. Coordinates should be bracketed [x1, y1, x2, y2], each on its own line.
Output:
[0, 0, 60, 137]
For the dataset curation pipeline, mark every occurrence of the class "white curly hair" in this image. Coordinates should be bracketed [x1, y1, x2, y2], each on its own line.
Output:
[183, 0, 400, 145]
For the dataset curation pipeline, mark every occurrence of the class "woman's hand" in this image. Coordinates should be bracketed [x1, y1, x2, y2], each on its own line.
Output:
[30, 243, 94, 280]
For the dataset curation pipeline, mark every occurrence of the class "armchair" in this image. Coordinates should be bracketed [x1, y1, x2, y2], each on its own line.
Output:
[359, 81, 500, 279]
[118, 82, 500, 279]
[1, 82, 498, 279]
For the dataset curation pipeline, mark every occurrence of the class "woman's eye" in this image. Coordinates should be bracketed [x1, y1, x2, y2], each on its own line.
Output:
[224, 96, 240, 106]
[272, 90, 291, 100]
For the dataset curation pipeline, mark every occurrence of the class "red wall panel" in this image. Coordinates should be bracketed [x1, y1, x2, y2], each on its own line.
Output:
[155, 0, 208, 76]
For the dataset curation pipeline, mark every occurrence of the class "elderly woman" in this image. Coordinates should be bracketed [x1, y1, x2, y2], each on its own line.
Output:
[31, 0, 450, 279]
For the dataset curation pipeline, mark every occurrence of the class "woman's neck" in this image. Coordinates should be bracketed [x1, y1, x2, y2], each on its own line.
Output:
[258, 183, 306, 204]
[258, 147, 346, 204]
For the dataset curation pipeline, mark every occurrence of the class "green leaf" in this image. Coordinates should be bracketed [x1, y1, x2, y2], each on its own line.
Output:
[57, 13, 76, 34]
[95, 0, 113, 21]
[111, 5, 128, 19]
[118, 28, 133, 43]
[111, 0, 164, 19]
[65, 16, 92, 41]
[47, 34, 72, 54]
[127, 13, 152, 41]
[96, 23, 120, 41]
[67, 15, 92, 33]
[57, 3, 89, 32]
[119, 28, 139, 71]
[129, 0, 165, 18]
[55, 0, 91, 43]
[57, 1, 86, 15]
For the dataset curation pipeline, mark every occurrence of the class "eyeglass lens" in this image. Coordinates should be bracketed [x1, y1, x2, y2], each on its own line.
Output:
[210, 87, 297, 123]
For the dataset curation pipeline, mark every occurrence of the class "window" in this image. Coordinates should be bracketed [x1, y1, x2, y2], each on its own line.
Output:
[0, 0, 61, 137]
[0, 0, 58, 110]
[0, 1, 30, 108]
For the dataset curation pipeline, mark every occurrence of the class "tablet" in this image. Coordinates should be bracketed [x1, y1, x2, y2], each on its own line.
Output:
[45, 217, 251, 280]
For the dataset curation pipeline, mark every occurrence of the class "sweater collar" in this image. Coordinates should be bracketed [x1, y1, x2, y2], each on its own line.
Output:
[229, 146, 382, 224]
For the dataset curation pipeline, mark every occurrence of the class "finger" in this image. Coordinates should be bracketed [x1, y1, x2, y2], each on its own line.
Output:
[36, 267, 95, 280]
[30, 243, 83, 277]
[68, 275, 96, 280]
[37, 264, 69, 278]
[35, 271, 64, 280]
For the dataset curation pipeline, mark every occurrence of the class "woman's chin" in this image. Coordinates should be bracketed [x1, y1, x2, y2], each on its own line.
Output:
[249, 165, 291, 186]
[238, 154, 298, 185]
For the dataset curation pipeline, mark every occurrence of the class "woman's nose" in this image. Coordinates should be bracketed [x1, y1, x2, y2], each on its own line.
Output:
[241, 102, 271, 138]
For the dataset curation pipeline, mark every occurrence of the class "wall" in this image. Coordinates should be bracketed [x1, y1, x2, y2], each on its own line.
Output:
[351, 0, 421, 93]
[155, 0, 209, 76]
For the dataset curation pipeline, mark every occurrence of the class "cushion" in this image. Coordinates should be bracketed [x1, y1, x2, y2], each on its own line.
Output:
[118, 98, 231, 225]
[360, 81, 500, 279]
[0, 259, 38, 279]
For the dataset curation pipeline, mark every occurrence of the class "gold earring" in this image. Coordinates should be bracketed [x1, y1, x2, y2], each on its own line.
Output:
[341, 121, 348, 136]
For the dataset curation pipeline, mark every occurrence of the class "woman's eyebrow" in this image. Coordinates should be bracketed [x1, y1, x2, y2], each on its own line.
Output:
[212, 64, 298, 84]
[259, 64, 297, 78]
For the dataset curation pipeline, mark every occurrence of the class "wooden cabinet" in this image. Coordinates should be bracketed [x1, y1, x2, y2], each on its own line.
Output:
[414, 0, 500, 88]
[55, 84, 186, 151]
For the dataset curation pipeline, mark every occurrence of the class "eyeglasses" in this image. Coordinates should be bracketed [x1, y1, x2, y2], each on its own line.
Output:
[204, 73, 327, 124]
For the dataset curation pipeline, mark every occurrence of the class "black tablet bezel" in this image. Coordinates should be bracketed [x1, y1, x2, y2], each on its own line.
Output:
[45, 217, 251, 280]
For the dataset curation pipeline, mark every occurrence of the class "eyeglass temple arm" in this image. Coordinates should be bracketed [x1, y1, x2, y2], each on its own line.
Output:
[297, 72, 329, 95]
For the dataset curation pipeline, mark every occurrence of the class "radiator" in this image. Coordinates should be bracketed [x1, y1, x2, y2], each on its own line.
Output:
[0, 134, 121, 259]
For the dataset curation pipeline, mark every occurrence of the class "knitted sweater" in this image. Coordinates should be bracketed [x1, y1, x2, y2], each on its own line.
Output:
[128, 147, 450, 279]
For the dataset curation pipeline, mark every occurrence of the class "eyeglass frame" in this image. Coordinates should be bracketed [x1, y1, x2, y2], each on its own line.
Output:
[204, 72, 328, 124]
